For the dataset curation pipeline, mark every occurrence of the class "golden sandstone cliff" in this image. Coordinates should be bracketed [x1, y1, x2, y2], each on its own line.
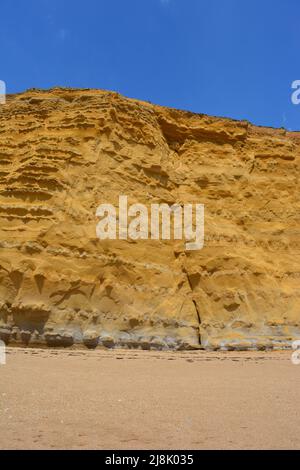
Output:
[0, 88, 299, 350]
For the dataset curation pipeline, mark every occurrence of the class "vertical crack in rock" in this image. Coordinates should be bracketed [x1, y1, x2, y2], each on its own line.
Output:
[184, 269, 202, 346]
[192, 300, 202, 347]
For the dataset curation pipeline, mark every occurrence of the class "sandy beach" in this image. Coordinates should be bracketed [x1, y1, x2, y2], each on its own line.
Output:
[0, 348, 299, 450]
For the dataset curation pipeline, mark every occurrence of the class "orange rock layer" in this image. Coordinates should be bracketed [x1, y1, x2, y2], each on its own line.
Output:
[0, 88, 299, 350]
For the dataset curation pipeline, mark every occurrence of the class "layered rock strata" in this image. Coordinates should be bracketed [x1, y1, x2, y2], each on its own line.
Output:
[0, 88, 299, 350]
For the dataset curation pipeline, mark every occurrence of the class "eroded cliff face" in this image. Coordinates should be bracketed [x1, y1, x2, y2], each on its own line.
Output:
[0, 88, 299, 350]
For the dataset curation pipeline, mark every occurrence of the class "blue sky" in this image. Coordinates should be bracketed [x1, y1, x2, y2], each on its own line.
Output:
[1, 0, 300, 129]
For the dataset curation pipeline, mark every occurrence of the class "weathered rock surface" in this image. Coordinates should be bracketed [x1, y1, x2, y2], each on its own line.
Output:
[0, 88, 299, 350]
